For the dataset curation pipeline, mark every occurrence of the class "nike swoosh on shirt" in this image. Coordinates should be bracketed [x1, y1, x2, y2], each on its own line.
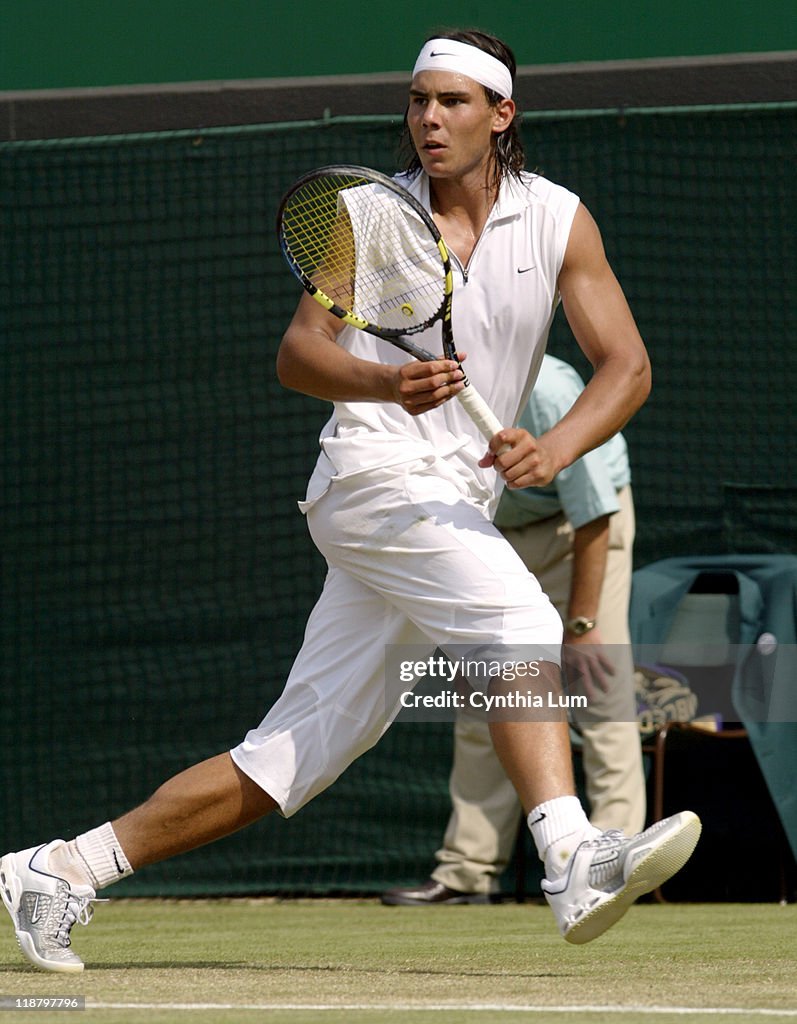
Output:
[517, 266, 536, 274]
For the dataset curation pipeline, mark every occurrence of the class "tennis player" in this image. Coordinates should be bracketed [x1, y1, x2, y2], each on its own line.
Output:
[1, 28, 700, 973]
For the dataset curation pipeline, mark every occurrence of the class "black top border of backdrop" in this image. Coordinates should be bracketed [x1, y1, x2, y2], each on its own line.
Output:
[1, 51, 795, 142]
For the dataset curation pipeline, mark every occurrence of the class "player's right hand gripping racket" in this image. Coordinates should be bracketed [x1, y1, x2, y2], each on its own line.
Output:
[276, 164, 504, 444]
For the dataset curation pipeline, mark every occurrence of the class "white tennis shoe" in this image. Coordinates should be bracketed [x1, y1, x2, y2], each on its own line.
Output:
[0, 840, 96, 973]
[542, 810, 702, 944]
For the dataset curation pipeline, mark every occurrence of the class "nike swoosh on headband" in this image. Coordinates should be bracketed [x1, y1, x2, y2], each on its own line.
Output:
[413, 38, 513, 99]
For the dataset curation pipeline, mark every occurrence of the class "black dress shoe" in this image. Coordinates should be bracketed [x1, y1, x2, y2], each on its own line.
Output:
[381, 878, 492, 906]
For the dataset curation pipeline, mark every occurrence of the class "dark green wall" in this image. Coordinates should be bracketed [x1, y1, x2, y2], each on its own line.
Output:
[2, 108, 796, 894]
[2, 0, 797, 92]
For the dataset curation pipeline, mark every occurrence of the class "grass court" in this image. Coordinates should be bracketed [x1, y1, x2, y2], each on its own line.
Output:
[1, 898, 795, 1022]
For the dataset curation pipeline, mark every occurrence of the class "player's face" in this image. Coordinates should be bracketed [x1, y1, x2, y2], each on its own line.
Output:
[407, 70, 514, 184]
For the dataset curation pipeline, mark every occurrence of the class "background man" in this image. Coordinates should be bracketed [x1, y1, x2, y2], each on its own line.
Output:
[383, 354, 646, 904]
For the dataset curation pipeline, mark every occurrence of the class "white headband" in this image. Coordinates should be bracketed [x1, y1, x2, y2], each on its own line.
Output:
[412, 38, 513, 99]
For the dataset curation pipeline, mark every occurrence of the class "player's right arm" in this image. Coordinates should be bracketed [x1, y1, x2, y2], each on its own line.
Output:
[276, 293, 464, 412]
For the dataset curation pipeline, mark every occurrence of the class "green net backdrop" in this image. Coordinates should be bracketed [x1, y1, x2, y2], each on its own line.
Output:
[1, 106, 796, 894]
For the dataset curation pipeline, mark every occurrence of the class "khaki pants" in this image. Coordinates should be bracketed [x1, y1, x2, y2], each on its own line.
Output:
[432, 486, 646, 894]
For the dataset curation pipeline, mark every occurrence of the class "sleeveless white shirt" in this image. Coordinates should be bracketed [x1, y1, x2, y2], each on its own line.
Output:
[300, 170, 580, 518]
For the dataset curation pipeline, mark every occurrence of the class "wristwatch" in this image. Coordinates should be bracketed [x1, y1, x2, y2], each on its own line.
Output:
[565, 616, 597, 636]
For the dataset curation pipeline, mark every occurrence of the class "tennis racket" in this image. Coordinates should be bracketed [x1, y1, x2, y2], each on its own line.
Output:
[276, 164, 504, 444]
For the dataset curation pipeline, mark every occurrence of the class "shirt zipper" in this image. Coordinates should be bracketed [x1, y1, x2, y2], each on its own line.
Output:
[450, 209, 502, 285]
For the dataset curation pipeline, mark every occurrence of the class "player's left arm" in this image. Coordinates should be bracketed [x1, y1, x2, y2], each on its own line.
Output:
[492, 204, 651, 487]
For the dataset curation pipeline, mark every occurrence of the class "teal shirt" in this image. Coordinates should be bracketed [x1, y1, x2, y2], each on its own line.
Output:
[494, 355, 631, 531]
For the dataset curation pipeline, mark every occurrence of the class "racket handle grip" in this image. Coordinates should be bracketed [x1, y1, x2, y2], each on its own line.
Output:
[456, 382, 506, 446]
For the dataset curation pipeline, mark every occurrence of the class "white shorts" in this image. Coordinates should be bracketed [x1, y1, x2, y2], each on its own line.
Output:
[230, 456, 562, 815]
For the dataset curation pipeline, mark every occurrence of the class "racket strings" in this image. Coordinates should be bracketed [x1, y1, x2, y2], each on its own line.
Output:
[281, 174, 447, 333]
[281, 182, 356, 307]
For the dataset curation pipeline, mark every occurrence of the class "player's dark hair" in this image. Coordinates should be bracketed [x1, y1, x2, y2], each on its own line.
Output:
[400, 28, 526, 191]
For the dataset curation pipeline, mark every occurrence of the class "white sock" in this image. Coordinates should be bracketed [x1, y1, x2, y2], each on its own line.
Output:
[528, 796, 600, 880]
[51, 822, 134, 891]
[46, 840, 95, 890]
